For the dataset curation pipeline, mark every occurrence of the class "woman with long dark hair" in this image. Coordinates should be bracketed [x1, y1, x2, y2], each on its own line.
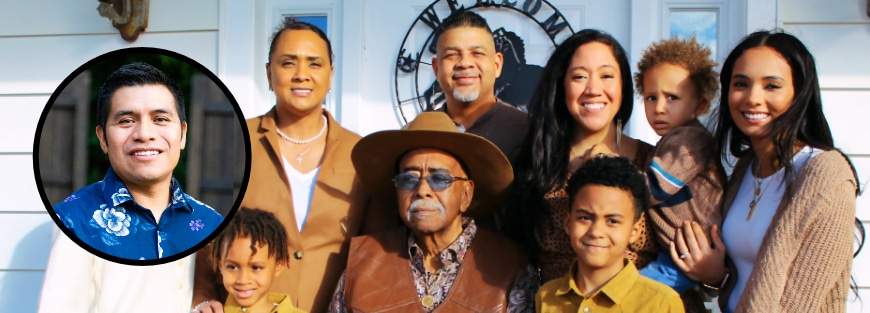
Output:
[670, 30, 864, 312]
[509, 29, 657, 284]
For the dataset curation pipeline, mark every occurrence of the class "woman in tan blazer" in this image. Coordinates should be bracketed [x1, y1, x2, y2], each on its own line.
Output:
[192, 20, 393, 313]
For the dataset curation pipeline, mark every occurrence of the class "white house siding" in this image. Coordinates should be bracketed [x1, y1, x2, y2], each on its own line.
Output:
[781, 0, 870, 312]
[0, 0, 219, 311]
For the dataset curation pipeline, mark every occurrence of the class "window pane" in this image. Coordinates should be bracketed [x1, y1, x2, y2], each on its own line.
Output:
[285, 15, 328, 34]
[670, 10, 717, 59]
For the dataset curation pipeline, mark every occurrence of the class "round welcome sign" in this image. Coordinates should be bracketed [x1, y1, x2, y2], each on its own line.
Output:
[394, 0, 575, 123]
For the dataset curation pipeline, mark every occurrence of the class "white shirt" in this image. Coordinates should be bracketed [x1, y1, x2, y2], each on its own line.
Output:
[38, 233, 194, 313]
[722, 146, 820, 312]
[282, 156, 320, 232]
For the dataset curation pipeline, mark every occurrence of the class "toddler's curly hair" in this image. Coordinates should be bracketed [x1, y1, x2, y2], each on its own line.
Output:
[635, 36, 719, 115]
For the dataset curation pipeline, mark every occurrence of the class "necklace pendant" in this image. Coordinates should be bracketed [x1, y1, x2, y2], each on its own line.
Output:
[747, 201, 757, 221]
[296, 154, 303, 164]
[421, 295, 435, 308]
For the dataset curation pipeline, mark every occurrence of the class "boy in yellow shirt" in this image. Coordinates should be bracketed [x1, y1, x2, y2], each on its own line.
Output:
[202, 208, 306, 313]
[536, 156, 684, 312]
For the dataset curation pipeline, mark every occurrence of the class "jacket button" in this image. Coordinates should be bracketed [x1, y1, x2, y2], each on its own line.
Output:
[294, 250, 304, 260]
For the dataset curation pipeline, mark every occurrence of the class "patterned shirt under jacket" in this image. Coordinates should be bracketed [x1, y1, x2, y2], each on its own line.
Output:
[53, 167, 223, 260]
[328, 218, 539, 312]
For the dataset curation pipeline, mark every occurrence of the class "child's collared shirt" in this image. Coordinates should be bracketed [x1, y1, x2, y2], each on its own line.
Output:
[536, 259, 684, 312]
[224, 293, 306, 313]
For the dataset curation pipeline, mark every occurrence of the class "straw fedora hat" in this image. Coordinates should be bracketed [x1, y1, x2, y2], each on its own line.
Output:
[351, 112, 513, 219]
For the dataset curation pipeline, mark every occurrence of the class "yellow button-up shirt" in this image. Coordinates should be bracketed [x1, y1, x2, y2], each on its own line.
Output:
[224, 292, 307, 313]
[536, 260, 684, 312]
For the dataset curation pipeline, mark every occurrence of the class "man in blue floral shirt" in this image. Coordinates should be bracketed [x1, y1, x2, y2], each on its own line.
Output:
[52, 62, 223, 261]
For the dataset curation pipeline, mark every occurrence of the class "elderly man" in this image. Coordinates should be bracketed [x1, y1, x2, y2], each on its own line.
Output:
[432, 10, 528, 165]
[327, 112, 537, 312]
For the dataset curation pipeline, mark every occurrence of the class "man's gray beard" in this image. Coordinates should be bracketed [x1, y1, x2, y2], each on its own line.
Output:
[452, 88, 480, 103]
[407, 199, 447, 223]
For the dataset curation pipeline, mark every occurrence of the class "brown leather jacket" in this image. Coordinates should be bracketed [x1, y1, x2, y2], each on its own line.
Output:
[343, 226, 528, 312]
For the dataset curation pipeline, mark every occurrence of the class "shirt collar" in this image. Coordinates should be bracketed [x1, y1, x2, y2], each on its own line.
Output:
[687, 118, 703, 129]
[437, 98, 506, 132]
[407, 217, 476, 265]
[101, 167, 192, 213]
[224, 292, 288, 312]
[555, 259, 639, 305]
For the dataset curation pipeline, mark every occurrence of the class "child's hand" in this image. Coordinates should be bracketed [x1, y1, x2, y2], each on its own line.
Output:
[192, 299, 224, 313]
[669, 222, 728, 286]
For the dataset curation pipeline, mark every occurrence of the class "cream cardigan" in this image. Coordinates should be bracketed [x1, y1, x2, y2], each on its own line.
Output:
[719, 150, 857, 312]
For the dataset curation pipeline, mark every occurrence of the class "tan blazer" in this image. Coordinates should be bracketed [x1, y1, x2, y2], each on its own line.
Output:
[193, 108, 395, 313]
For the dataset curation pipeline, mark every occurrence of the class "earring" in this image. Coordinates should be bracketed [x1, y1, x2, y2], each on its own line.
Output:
[616, 117, 622, 152]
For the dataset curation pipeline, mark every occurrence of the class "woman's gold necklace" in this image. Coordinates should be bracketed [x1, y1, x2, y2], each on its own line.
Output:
[747, 161, 773, 221]
[570, 128, 623, 168]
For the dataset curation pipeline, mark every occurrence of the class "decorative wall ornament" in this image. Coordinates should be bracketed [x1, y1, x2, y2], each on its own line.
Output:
[394, 0, 574, 124]
[97, 0, 149, 42]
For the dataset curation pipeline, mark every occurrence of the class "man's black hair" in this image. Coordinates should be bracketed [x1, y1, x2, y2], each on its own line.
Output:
[95, 62, 186, 140]
[439, 10, 493, 34]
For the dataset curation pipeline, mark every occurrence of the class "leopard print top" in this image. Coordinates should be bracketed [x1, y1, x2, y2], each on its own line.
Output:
[535, 142, 657, 283]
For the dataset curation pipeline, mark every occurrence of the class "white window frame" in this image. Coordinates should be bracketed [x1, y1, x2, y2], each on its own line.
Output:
[628, 0, 758, 146]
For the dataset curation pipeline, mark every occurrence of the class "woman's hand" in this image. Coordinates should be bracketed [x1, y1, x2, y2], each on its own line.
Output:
[670, 221, 728, 286]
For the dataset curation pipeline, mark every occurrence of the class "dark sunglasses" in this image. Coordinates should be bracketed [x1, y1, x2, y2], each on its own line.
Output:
[393, 172, 469, 191]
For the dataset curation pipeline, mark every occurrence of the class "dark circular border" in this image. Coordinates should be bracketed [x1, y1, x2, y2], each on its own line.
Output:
[32, 47, 251, 266]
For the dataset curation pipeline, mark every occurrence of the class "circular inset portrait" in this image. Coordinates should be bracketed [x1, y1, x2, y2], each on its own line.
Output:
[33, 47, 250, 265]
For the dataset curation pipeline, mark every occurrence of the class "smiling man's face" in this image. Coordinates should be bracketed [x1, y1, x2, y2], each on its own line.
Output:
[97, 84, 187, 189]
[432, 26, 503, 105]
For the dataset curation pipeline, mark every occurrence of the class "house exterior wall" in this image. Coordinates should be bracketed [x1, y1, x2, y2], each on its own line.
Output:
[0, 1, 219, 311]
[779, 1, 870, 310]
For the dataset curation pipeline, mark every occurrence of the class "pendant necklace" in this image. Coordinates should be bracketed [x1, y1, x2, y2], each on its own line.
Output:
[293, 147, 312, 165]
[421, 269, 442, 308]
[421, 294, 436, 308]
[747, 160, 773, 221]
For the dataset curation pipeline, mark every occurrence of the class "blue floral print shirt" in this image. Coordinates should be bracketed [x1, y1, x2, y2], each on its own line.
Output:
[53, 167, 223, 260]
